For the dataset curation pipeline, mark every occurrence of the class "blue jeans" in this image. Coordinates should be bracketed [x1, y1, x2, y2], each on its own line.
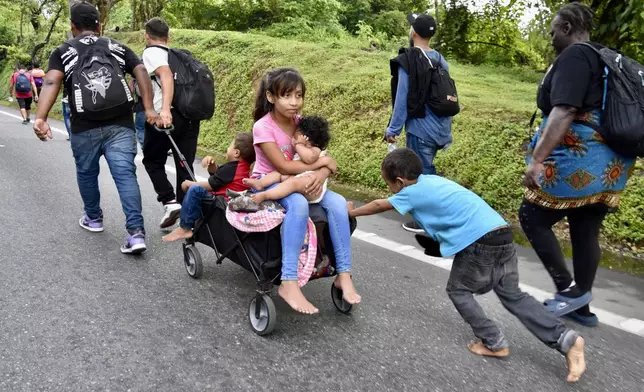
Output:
[277, 190, 351, 281]
[62, 101, 72, 138]
[406, 133, 438, 175]
[134, 111, 145, 148]
[70, 125, 144, 231]
[180, 185, 213, 230]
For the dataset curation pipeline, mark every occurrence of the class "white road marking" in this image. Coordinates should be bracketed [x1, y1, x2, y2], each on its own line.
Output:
[2, 108, 643, 338]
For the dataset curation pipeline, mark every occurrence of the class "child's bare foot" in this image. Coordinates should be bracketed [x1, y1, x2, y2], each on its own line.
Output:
[334, 272, 361, 304]
[250, 193, 267, 204]
[278, 280, 319, 315]
[243, 178, 264, 191]
[162, 227, 193, 242]
[566, 336, 586, 383]
[468, 342, 510, 357]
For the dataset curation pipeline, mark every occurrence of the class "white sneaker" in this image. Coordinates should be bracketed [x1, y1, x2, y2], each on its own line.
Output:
[159, 202, 181, 228]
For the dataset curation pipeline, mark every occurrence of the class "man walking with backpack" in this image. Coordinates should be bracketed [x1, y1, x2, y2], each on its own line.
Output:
[32, 1, 157, 254]
[386, 13, 458, 233]
[9, 64, 39, 125]
[141, 17, 214, 229]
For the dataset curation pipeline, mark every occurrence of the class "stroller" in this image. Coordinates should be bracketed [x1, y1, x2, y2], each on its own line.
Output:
[157, 125, 357, 335]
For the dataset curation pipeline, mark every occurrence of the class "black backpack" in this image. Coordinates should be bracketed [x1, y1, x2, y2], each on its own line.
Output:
[147, 46, 215, 121]
[421, 50, 460, 117]
[66, 37, 134, 121]
[579, 43, 644, 157]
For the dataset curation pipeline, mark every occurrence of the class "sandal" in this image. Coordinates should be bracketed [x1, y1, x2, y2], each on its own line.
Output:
[543, 292, 593, 317]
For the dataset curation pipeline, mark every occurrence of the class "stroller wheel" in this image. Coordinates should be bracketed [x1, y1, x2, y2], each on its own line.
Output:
[183, 244, 203, 279]
[248, 294, 276, 336]
[331, 283, 353, 314]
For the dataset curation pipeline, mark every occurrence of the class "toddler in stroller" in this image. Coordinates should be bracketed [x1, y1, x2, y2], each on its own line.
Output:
[163, 133, 255, 242]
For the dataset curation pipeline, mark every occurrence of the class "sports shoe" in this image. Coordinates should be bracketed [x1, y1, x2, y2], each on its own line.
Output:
[21, 120, 28, 125]
[402, 220, 424, 233]
[159, 202, 181, 228]
[121, 228, 147, 254]
[79, 214, 104, 233]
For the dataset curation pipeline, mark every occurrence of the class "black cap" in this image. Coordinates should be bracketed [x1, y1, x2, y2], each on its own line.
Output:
[70, 1, 100, 29]
[407, 13, 437, 39]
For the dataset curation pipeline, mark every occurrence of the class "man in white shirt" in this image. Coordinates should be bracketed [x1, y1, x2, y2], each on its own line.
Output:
[142, 17, 200, 229]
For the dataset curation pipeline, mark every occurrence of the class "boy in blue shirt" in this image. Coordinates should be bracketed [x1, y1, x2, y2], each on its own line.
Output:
[348, 148, 586, 383]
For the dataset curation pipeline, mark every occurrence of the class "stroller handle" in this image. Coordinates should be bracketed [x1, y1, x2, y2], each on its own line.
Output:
[153, 123, 175, 133]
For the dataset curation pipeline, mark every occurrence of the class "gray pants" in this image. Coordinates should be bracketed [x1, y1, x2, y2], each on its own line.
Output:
[446, 233, 579, 354]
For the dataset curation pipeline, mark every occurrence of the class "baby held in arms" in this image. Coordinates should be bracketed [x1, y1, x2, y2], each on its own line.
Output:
[244, 116, 331, 203]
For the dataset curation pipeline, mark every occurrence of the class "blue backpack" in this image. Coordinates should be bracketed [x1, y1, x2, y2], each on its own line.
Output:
[15, 73, 31, 93]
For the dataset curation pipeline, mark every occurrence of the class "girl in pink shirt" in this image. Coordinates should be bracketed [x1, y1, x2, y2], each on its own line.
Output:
[251, 68, 361, 315]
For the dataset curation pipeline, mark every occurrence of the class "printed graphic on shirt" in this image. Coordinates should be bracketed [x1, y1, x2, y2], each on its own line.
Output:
[281, 145, 294, 161]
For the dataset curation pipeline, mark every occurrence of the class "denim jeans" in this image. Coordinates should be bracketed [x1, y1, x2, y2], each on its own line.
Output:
[70, 125, 144, 231]
[62, 101, 72, 138]
[180, 185, 213, 230]
[134, 111, 146, 148]
[277, 190, 351, 281]
[446, 232, 578, 354]
[406, 133, 438, 175]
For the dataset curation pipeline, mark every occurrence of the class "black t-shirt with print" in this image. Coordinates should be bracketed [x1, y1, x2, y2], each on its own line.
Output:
[537, 42, 605, 116]
[47, 35, 142, 133]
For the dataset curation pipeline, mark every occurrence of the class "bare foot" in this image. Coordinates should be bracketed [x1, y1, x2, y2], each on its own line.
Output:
[162, 227, 193, 242]
[468, 342, 510, 358]
[566, 336, 586, 383]
[243, 178, 264, 191]
[334, 272, 361, 304]
[250, 193, 266, 204]
[278, 281, 319, 315]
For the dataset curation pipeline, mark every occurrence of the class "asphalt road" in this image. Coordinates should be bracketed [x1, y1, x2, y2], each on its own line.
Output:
[1, 109, 643, 392]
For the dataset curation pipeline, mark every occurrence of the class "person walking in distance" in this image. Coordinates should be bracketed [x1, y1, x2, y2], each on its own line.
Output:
[386, 13, 456, 233]
[141, 17, 201, 229]
[9, 64, 39, 125]
[30, 62, 46, 98]
[32, 1, 157, 254]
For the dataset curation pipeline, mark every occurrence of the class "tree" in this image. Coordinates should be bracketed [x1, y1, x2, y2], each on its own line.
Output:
[86, 0, 123, 31]
[542, 0, 644, 62]
[132, 0, 167, 30]
[30, 2, 64, 63]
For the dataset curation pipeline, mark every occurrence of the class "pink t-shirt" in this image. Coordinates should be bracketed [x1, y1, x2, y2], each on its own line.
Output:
[252, 113, 297, 176]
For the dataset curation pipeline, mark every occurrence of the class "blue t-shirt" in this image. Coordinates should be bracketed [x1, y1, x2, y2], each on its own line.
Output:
[388, 175, 508, 256]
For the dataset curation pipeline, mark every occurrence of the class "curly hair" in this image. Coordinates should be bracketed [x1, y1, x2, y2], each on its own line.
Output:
[556, 2, 595, 34]
[299, 115, 330, 150]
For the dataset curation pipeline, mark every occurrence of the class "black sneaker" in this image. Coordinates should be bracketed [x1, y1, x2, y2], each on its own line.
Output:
[21, 120, 28, 125]
[402, 220, 424, 233]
